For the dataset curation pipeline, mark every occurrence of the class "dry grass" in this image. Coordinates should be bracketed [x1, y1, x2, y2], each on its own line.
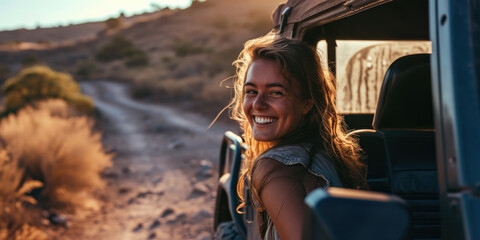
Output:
[0, 99, 112, 210]
[0, 142, 47, 239]
[0, 224, 48, 240]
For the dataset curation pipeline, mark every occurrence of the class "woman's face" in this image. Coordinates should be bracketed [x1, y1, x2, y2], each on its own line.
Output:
[243, 59, 313, 144]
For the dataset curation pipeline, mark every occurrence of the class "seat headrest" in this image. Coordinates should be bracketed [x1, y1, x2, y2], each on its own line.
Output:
[373, 54, 433, 130]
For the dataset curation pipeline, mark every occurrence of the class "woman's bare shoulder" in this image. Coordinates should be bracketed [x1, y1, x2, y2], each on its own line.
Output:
[251, 157, 305, 190]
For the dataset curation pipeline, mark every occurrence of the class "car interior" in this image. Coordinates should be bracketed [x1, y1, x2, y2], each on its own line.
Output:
[348, 53, 440, 239]
[296, 0, 441, 238]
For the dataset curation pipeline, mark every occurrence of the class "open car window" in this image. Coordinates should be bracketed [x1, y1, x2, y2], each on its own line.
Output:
[318, 40, 432, 114]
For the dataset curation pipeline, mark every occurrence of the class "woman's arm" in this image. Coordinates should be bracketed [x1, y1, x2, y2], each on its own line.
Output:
[252, 158, 323, 240]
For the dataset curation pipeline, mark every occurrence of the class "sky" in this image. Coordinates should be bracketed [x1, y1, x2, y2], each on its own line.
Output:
[0, 0, 193, 31]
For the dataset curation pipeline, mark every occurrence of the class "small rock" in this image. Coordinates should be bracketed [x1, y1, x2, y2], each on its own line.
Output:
[118, 187, 130, 194]
[199, 160, 213, 168]
[193, 183, 210, 194]
[152, 177, 163, 185]
[48, 213, 68, 228]
[197, 232, 212, 240]
[195, 160, 214, 180]
[166, 213, 187, 224]
[137, 191, 153, 198]
[149, 219, 161, 229]
[191, 188, 207, 196]
[167, 140, 185, 150]
[192, 210, 212, 222]
[132, 223, 143, 232]
[187, 183, 210, 199]
[161, 208, 175, 218]
[122, 167, 131, 174]
[148, 232, 157, 239]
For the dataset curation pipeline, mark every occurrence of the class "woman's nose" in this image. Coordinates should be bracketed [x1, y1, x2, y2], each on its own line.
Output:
[253, 93, 268, 110]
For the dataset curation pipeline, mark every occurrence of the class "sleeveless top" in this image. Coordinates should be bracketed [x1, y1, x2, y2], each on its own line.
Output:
[256, 144, 344, 240]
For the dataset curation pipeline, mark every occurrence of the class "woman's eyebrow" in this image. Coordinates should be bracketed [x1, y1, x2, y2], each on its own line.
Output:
[266, 83, 285, 89]
[244, 82, 256, 88]
[244, 82, 286, 89]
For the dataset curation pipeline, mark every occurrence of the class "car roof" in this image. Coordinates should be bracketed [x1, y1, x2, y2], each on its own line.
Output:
[273, 0, 429, 43]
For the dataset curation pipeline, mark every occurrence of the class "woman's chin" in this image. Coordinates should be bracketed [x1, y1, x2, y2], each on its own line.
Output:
[253, 135, 280, 145]
[253, 136, 272, 143]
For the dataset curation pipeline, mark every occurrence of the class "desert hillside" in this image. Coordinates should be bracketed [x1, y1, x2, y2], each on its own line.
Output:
[0, 0, 284, 117]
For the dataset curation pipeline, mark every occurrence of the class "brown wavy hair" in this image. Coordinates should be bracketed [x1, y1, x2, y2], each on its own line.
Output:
[229, 32, 367, 213]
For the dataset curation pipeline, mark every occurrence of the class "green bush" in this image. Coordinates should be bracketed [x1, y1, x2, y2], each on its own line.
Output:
[95, 35, 135, 62]
[21, 55, 40, 67]
[75, 60, 96, 79]
[63, 93, 94, 113]
[0, 64, 9, 81]
[104, 17, 122, 30]
[161, 56, 172, 63]
[174, 41, 210, 57]
[95, 35, 149, 67]
[125, 49, 149, 67]
[1, 66, 94, 114]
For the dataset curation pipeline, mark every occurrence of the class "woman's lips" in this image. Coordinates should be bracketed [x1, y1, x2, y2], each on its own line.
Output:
[254, 116, 277, 124]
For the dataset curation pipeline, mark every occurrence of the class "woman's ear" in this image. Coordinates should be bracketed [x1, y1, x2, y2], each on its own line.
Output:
[303, 99, 314, 114]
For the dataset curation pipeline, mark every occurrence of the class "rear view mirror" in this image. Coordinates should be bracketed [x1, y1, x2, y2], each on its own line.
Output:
[303, 187, 410, 240]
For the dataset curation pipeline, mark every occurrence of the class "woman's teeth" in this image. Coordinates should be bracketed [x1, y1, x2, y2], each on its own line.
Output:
[254, 116, 276, 124]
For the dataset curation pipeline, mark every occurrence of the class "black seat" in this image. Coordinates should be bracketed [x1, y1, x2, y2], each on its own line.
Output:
[349, 54, 440, 239]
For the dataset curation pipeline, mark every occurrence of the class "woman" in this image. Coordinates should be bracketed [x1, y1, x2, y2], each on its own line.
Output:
[229, 33, 367, 240]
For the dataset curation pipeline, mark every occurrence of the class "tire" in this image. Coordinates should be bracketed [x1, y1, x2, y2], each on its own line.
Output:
[214, 221, 243, 240]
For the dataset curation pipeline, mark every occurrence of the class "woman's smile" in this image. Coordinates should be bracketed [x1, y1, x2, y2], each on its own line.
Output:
[253, 116, 277, 124]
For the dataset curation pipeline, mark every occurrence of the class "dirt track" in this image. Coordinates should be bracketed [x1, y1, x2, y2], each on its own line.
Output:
[50, 80, 235, 240]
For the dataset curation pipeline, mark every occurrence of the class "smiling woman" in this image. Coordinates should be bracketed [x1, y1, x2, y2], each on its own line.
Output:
[229, 32, 367, 239]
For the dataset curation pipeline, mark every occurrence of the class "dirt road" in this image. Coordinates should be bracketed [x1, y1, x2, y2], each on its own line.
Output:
[51, 80, 235, 240]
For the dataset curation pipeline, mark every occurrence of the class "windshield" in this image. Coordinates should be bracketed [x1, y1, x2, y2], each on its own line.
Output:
[318, 40, 432, 114]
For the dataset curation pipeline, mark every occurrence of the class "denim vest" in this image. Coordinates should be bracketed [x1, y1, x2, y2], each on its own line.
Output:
[258, 144, 344, 188]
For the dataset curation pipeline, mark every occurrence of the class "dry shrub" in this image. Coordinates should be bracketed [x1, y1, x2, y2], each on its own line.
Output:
[75, 59, 97, 79]
[0, 147, 47, 240]
[95, 35, 149, 68]
[1, 65, 94, 114]
[125, 49, 149, 68]
[0, 224, 48, 240]
[0, 99, 112, 210]
[173, 40, 211, 57]
[95, 35, 135, 62]
[104, 17, 123, 30]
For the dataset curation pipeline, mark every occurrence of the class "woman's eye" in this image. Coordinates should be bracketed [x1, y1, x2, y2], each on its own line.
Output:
[245, 89, 257, 95]
[271, 91, 283, 96]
